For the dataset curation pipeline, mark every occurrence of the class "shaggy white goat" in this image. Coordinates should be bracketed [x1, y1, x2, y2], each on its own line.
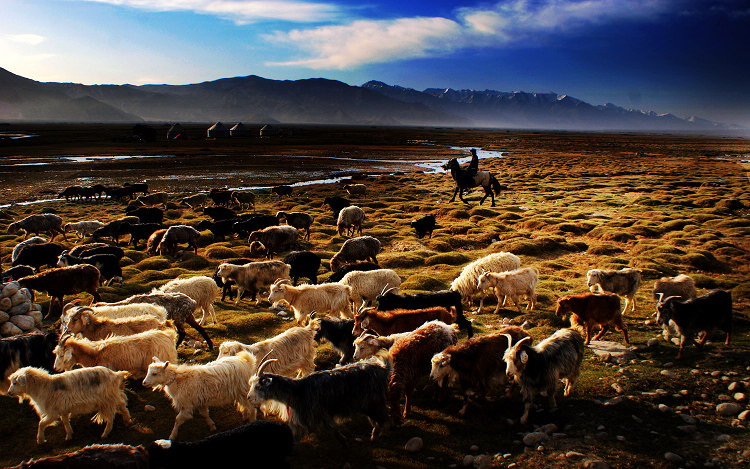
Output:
[450, 251, 521, 311]
[267, 279, 353, 325]
[157, 275, 220, 325]
[64, 220, 105, 241]
[339, 268, 401, 307]
[61, 307, 172, 340]
[476, 267, 538, 313]
[217, 326, 315, 378]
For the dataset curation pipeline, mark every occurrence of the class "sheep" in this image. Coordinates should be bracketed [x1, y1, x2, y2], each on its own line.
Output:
[352, 304, 458, 337]
[12, 242, 65, 271]
[339, 268, 401, 307]
[7, 443, 149, 469]
[146, 228, 168, 256]
[330, 236, 381, 272]
[308, 314, 356, 365]
[476, 267, 538, 314]
[56, 251, 122, 286]
[217, 326, 316, 377]
[502, 328, 585, 424]
[211, 257, 253, 302]
[276, 211, 314, 241]
[336, 206, 365, 237]
[450, 251, 521, 310]
[63, 220, 105, 241]
[586, 267, 642, 314]
[410, 215, 436, 239]
[430, 326, 530, 416]
[196, 218, 238, 241]
[157, 225, 201, 256]
[11, 237, 47, 263]
[386, 320, 457, 424]
[142, 352, 257, 440]
[7, 366, 131, 444]
[231, 191, 256, 210]
[323, 196, 350, 217]
[203, 206, 236, 221]
[53, 329, 178, 380]
[655, 290, 732, 359]
[208, 188, 233, 207]
[233, 214, 279, 238]
[343, 184, 366, 196]
[100, 292, 213, 349]
[267, 279, 353, 325]
[69, 243, 121, 259]
[652, 274, 698, 340]
[124, 207, 163, 225]
[58, 185, 84, 201]
[135, 191, 169, 207]
[1, 265, 35, 283]
[146, 420, 293, 469]
[283, 251, 321, 285]
[271, 185, 293, 197]
[555, 292, 628, 345]
[125, 182, 149, 196]
[18, 265, 101, 317]
[61, 307, 172, 340]
[181, 193, 210, 209]
[375, 289, 473, 338]
[246, 350, 392, 443]
[248, 225, 299, 259]
[1, 331, 58, 394]
[92, 216, 140, 244]
[324, 261, 381, 283]
[157, 276, 220, 325]
[8, 214, 65, 241]
[215, 261, 291, 306]
[119, 222, 163, 248]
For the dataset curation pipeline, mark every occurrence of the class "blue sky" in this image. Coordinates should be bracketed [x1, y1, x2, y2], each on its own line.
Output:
[2, 0, 749, 126]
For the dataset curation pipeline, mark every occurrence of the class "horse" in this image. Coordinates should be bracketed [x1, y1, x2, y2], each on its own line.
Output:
[441, 152, 502, 207]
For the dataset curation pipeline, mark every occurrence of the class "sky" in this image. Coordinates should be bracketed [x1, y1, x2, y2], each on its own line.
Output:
[1, 0, 749, 127]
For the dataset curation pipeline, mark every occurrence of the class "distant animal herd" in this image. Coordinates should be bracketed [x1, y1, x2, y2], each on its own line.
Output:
[0, 154, 735, 468]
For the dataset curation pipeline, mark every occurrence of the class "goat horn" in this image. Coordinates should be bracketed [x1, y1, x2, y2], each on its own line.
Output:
[500, 333, 513, 346]
[662, 295, 680, 304]
[309, 311, 318, 321]
[514, 336, 532, 348]
[380, 286, 397, 297]
[655, 292, 664, 304]
[256, 358, 279, 376]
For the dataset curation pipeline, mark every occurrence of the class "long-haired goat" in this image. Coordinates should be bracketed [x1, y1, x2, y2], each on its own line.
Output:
[8, 214, 65, 241]
[555, 292, 628, 345]
[61, 307, 172, 340]
[450, 252, 520, 311]
[502, 328, 584, 424]
[157, 276, 219, 325]
[215, 261, 291, 306]
[352, 305, 458, 337]
[339, 268, 401, 307]
[476, 267, 538, 314]
[1, 331, 58, 394]
[586, 267, 642, 314]
[308, 314, 356, 365]
[18, 265, 101, 317]
[217, 326, 316, 378]
[267, 279, 353, 325]
[7, 366, 131, 444]
[375, 289, 473, 338]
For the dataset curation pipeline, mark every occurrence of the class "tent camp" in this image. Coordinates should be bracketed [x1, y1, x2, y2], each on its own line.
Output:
[167, 123, 185, 140]
[259, 124, 280, 137]
[230, 122, 252, 137]
[207, 122, 230, 138]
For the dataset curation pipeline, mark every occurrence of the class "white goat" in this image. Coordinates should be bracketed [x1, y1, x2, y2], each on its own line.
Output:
[267, 279, 353, 325]
[64, 220, 105, 241]
[217, 327, 315, 377]
[476, 267, 538, 313]
[352, 330, 410, 361]
[62, 302, 168, 325]
[157, 276, 220, 325]
[142, 352, 257, 440]
[339, 268, 401, 307]
[61, 307, 172, 340]
[53, 329, 178, 380]
[7, 366, 131, 444]
[450, 251, 521, 311]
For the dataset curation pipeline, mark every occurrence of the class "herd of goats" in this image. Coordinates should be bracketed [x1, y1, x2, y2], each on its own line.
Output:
[0, 156, 737, 469]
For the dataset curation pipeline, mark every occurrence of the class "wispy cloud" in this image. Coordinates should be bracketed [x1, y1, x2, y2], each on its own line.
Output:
[267, 0, 671, 69]
[79, 0, 342, 23]
[6, 33, 46, 45]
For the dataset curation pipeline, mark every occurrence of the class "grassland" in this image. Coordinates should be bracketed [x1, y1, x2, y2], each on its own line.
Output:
[0, 125, 749, 468]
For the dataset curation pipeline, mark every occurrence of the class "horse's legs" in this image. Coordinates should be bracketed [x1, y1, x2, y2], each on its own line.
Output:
[450, 186, 460, 202]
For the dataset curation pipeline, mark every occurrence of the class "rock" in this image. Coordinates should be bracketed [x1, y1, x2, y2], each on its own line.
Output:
[144, 405, 156, 412]
[535, 423, 558, 434]
[566, 451, 585, 460]
[0, 311, 9, 323]
[552, 432, 567, 439]
[679, 414, 697, 424]
[670, 337, 680, 345]
[658, 404, 671, 413]
[718, 394, 732, 401]
[2, 283, 20, 297]
[0, 297, 11, 311]
[588, 340, 635, 364]
[29, 310, 43, 327]
[738, 410, 749, 421]
[728, 382, 740, 392]
[469, 444, 479, 452]
[611, 383, 624, 394]
[9, 314, 35, 331]
[9, 302, 31, 316]
[616, 435, 626, 441]
[10, 292, 27, 306]
[473, 454, 491, 469]
[647, 338, 659, 347]
[502, 317, 511, 325]
[522, 432, 549, 446]
[660, 369, 679, 379]
[662, 362, 673, 368]
[596, 425, 605, 431]
[404, 437, 423, 453]
[716, 403, 742, 417]
[664, 452, 683, 463]
[604, 396, 625, 406]
[462, 455, 474, 467]
[581, 459, 610, 469]
[734, 393, 746, 402]
[711, 371, 722, 377]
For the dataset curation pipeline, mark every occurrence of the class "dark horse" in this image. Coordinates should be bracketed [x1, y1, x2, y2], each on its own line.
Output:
[441, 150, 502, 206]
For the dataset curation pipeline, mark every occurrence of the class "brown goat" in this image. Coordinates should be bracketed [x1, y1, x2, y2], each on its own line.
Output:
[556, 292, 628, 345]
[352, 305, 457, 337]
[18, 265, 101, 317]
[146, 228, 168, 256]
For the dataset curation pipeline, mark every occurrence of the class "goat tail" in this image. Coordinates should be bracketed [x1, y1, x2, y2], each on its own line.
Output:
[490, 174, 502, 196]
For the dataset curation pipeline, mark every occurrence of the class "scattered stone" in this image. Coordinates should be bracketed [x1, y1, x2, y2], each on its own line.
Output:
[536, 446, 544, 452]
[680, 414, 697, 424]
[616, 435, 626, 441]
[588, 340, 635, 364]
[535, 423, 558, 434]
[473, 454, 491, 469]
[581, 459, 610, 469]
[658, 404, 671, 413]
[680, 389, 689, 396]
[522, 432, 549, 446]
[469, 445, 479, 452]
[462, 455, 474, 467]
[604, 396, 625, 406]
[728, 382, 740, 392]
[503, 453, 512, 459]
[660, 369, 679, 379]
[734, 393, 746, 402]
[611, 383, 624, 394]
[718, 394, 732, 401]
[552, 432, 567, 439]
[664, 452, 683, 463]
[663, 362, 674, 368]
[596, 425, 605, 431]
[144, 405, 155, 412]
[404, 437, 423, 453]
[595, 431, 608, 438]
[738, 410, 749, 421]
[566, 451, 585, 460]
[711, 371, 722, 377]
[716, 403, 742, 417]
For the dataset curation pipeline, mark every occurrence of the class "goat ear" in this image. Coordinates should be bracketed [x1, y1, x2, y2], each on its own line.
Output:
[162, 361, 169, 369]
[520, 350, 528, 364]
[16, 374, 27, 387]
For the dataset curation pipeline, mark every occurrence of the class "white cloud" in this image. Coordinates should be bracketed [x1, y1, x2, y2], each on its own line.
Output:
[267, 0, 671, 69]
[6, 34, 46, 45]
[79, 0, 341, 23]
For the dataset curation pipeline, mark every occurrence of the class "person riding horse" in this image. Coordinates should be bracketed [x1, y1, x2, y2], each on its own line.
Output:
[442, 148, 501, 206]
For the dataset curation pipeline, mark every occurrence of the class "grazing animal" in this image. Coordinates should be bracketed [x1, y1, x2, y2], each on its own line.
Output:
[181, 193, 209, 209]
[61, 307, 172, 341]
[441, 157, 502, 206]
[7, 443, 149, 469]
[267, 279, 353, 325]
[330, 236, 381, 272]
[0, 331, 58, 394]
[324, 261, 381, 283]
[502, 328, 584, 424]
[217, 327, 316, 378]
[476, 267, 538, 314]
[64, 220, 105, 241]
[54, 329, 178, 380]
[8, 214, 65, 241]
[655, 290, 732, 359]
[323, 196, 350, 217]
[271, 185, 293, 197]
[7, 366, 131, 444]
[125, 207, 164, 225]
[430, 326, 530, 415]
[11, 237, 48, 263]
[246, 351, 392, 443]
[142, 353, 257, 440]
[119, 222, 163, 248]
[215, 261, 291, 305]
[12, 242, 65, 271]
[410, 215, 436, 239]
[71, 244, 124, 260]
[276, 211, 314, 241]
[233, 214, 280, 238]
[157, 225, 201, 256]
[1, 265, 35, 283]
[92, 217, 139, 244]
[555, 292, 628, 345]
[208, 188, 233, 207]
[352, 304, 457, 337]
[339, 268, 401, 307]
[203, 206, 236, 221]
[18, 264, 101, 316]
[56, 251, 122, 286]
[652, 274, 698, 340]
[283, 251, 321, 285]
[212, 257, 253, 302]
[157, 276, 219, 325]
[308, 314, 356, 365]
[135, 191, 169, 207]
[343, 184, 366, 196]
[146, 228, 168, 256]
[195, 218, 238, 241]
[248, 225, 299, 259]
[450, 252, 521, 310]
[231, 191, 256, 210]
[375, 289, 473, 338]
[586, 267, 642, 314]
[146, 420, 294, 469]
[62, 302, 168, 323]
[336, 206, 365, 237]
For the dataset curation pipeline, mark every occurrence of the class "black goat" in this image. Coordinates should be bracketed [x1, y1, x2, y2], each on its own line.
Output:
[309, 314, 355, 365]
[12, 243, 65, 271]
[57, 251, 122, 286]
[70, 245, 125, 260]
[410, 215, 436, 238]
[1, 331, 58, 393]
[125, 206, 164, 224]
[375, 289, 473, 338]
[2, 265, 35, 283]
[233, 215, 279, 238]
[323, 261, 380, 283]
[208, 188, 233, 207]
[283, 251, 321, 285]
[271, 185, 293, 197]
[196, 219, 238, 241]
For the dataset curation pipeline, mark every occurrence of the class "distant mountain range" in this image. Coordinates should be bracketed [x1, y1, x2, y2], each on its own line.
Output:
[0, 67, 735, 131]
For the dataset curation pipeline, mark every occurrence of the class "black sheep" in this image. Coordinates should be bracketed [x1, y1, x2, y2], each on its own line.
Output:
[12, 243, 65, 271]
[203, 206, 236, 221]
[323, 196, 351, 217]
